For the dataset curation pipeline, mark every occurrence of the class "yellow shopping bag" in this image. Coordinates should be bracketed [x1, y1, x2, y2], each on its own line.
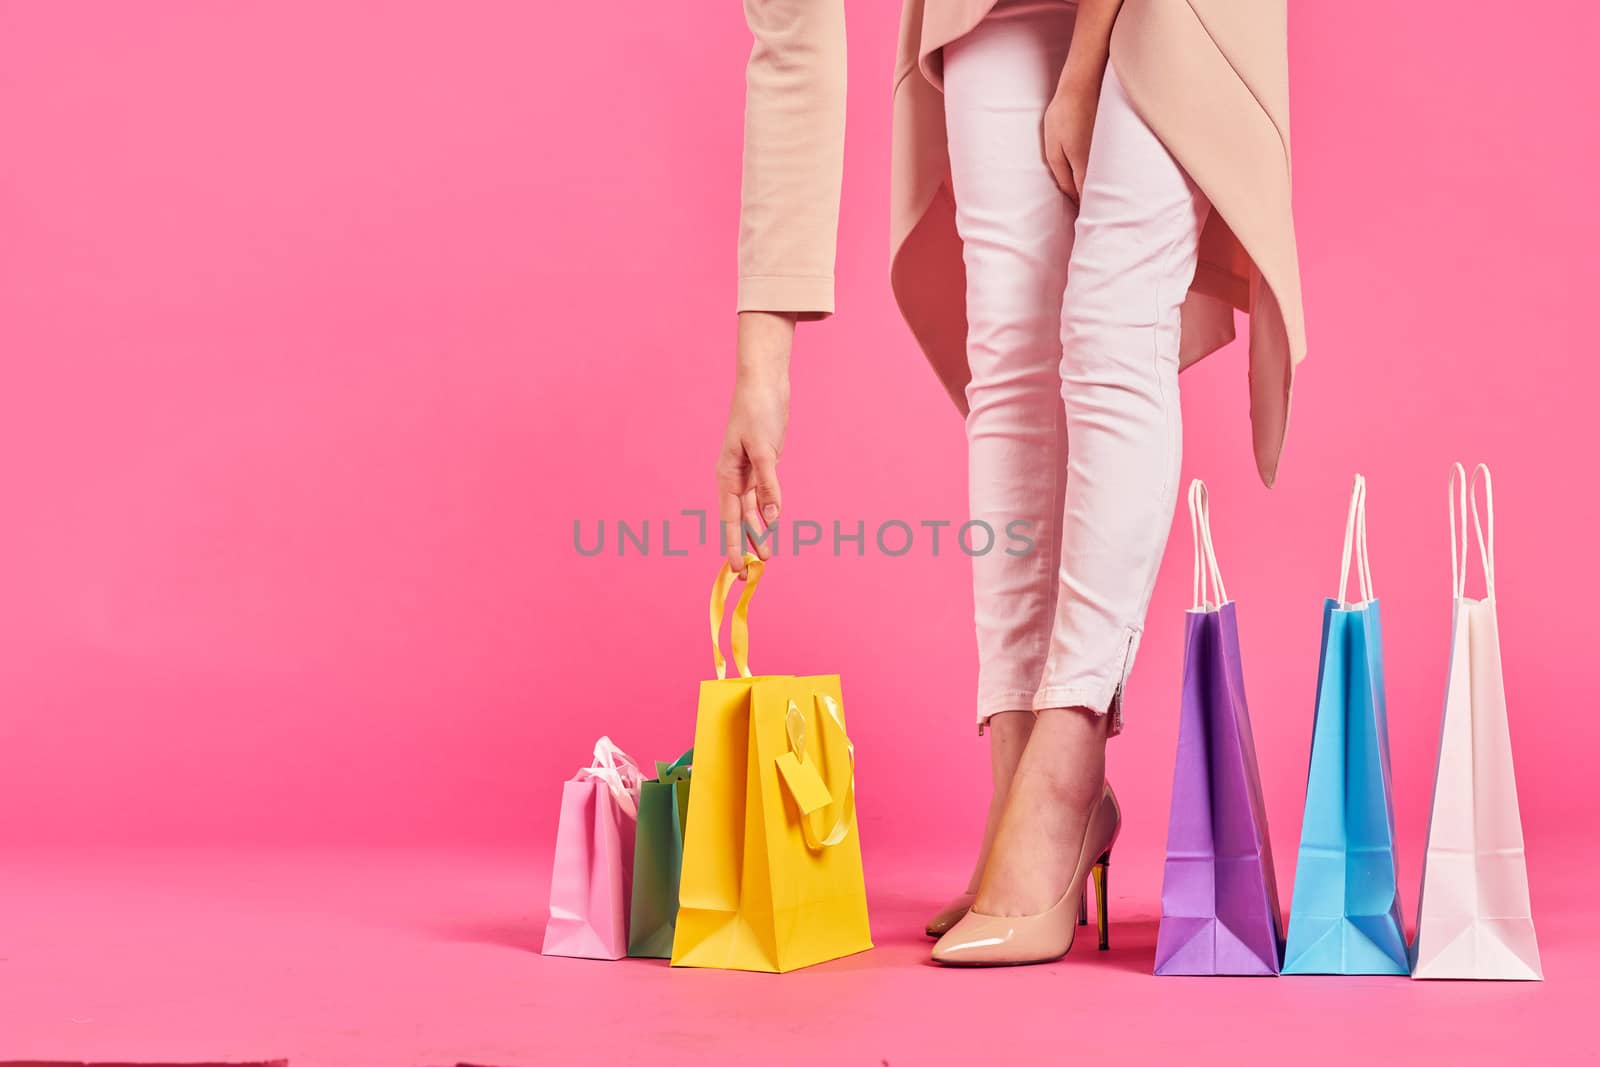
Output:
[670, 557, 872, 972]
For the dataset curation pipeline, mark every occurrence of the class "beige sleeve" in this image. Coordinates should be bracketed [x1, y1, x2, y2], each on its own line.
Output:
[736, 0, 847, 319]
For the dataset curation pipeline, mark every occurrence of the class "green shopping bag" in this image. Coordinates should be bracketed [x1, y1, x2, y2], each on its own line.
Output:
[627, 749, 693, 958]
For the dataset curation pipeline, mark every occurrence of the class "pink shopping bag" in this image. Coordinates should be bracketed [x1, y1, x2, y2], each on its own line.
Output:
[1411, 464, 1542, 980]
[541, 737, 643, 960]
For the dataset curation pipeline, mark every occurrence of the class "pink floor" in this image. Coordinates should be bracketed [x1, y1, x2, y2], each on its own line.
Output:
[0, 844, 1587, 1066]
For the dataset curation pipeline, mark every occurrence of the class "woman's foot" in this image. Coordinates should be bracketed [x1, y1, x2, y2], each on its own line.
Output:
[931, 779, 1120, 966]
[971, 706, 1108, 917]
[922, 709, 1033, 937]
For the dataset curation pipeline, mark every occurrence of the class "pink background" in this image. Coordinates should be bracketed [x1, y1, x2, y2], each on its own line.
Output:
[1, 0, 1596, 920]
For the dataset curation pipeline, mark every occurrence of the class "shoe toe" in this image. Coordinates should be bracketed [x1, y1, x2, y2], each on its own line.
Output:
[931, 913, 1019, 965]
[930, 900, 1078, 966]
[924, 893, 976, 938]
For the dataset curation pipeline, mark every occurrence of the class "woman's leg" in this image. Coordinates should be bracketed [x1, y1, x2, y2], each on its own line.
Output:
[978, 65, 1212, 916]
[942, 5, 1077, 893]
[951, 710, 1030, 896]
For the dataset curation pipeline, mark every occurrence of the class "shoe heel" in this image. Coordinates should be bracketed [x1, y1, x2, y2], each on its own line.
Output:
[1077, 894, 1088, 927]
[1091, 852, 1110, 951]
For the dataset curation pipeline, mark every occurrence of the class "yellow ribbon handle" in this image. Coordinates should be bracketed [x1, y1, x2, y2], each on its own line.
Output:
[775, 694, 856, 850]
[709, 554, 764, 680]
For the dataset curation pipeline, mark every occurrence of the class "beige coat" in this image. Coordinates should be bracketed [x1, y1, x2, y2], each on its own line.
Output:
[740, 0, 1306, 485]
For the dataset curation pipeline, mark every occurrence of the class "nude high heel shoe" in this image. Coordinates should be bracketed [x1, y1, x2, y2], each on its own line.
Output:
[930, 782, 1121, 966]
[925, 893, 976, 938]
[925, 890, 1089, 938]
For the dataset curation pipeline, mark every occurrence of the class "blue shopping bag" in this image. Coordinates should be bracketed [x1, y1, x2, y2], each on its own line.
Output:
[1283, 475, 1409, 975]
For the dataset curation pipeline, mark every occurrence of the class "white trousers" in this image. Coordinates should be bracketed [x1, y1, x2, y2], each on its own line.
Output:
[944, 3, 1211, 733]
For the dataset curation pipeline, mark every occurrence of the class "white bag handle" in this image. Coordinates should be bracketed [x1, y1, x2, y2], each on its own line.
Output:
[1188, 479, 1228, 610]
[574, 735, 643, 819]
[1338, 474, 1374, 608]
[1450, 462, 1496, 600]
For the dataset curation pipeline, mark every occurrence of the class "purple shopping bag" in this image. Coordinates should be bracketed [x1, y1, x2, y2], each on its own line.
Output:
[541, 737, 642, 960]
[1154, 481, 1284, 976]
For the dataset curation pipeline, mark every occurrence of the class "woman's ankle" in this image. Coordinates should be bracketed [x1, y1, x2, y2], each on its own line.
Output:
[1022, 705, 1108, 812]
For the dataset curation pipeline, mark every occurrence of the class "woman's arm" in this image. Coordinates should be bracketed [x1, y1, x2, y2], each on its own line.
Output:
[736, 0, 847, 317]
[717, 311, 792, 574]
[718, 0, 847, 577]
[1044, 0, 1124, 199]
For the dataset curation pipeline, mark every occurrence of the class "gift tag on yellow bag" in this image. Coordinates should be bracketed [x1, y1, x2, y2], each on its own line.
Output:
[775, 701, 832, 815]
[776, 752, 832, 815]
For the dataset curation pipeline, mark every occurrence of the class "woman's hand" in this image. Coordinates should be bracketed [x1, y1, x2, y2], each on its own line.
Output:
[716, 312, 793, 577]
[1042, 71, 1103, 202]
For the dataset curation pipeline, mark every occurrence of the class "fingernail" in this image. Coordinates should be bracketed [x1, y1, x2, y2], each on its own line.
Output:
[763, 505, 779, 522]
